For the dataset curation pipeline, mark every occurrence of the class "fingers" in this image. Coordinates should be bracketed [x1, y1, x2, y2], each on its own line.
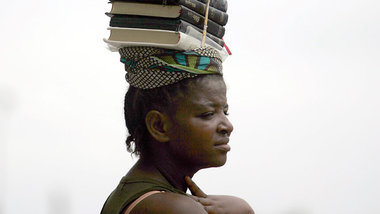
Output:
[203, 206, 217, 214]
[188, 195, 213, 206]
[187, 194, 199, 201]
[198, 197, 213, 206]
[185, 176, 207, 198]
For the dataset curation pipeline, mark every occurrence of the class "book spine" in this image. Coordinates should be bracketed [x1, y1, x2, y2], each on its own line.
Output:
[196, 0, 227, 12]
[179, 5, 225, 38]
[177, 0, 228, 26]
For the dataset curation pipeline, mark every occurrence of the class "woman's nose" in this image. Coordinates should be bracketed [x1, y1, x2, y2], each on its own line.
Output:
[217, 115, 234, 136]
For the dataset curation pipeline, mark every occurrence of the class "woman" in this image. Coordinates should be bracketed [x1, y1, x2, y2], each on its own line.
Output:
[101, 46, 254, 214]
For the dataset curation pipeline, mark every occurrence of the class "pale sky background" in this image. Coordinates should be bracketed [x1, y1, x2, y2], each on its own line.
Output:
[1, 0, 379, 214]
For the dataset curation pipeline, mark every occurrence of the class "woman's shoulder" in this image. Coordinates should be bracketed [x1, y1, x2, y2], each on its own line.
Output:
[129, 191, 207, 214]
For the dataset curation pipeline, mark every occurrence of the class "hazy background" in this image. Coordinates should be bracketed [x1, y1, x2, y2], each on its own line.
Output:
[1, 0, 379, 213]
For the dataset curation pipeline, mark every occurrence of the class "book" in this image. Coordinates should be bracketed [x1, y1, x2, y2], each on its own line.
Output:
[108, 2, 225, 38]
[107, 27, 183, 44]
[197, 0, 227, 12]
[104, 27, 229, 59]
[109, 0, 228, 13]
[108, 0, 228, 25]
[108, 14, 225, 47]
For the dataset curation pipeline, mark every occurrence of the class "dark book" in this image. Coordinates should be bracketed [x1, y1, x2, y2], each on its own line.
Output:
[109, 14, 225, 47]
[180, 0, 228, 25]
[108, 0, 228, 24]
[197, 0, 227, 12]
[108, 2, 225, 38]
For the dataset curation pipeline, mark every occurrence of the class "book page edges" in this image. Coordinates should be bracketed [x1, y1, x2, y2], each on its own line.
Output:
[110, 2, 180, 18]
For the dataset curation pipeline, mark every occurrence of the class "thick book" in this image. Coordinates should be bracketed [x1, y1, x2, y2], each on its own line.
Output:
[108, 0, 228, 25]
[104, 27, 228, 60]
[197, 0, 227, 12]
[109, 14, 224, 47]
[109, 0, 227, 12]
[108, 2, 225, 38]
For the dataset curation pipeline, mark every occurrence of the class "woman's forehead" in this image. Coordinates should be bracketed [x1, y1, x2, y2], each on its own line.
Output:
[188, 75, 226, 94]
[179, 77, 227, 107]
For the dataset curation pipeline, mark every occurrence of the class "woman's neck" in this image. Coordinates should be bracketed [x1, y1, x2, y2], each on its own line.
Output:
[132, 153, 198, 192]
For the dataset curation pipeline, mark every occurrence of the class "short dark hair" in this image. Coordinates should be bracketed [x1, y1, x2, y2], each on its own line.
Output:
[124, 74, 223, 157]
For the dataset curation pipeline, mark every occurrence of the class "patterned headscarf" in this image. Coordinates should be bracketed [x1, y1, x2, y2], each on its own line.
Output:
[118, 46, 223, 89]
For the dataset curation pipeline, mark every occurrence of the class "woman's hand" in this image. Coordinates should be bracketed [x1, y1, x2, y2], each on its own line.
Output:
[185, 176, 255, 214]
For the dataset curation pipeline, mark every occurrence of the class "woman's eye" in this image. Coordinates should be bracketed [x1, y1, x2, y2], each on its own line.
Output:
[200, 112, 214, 119]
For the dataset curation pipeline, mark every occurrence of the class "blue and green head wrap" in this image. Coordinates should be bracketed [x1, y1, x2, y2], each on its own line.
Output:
[118, 46, 223, 89]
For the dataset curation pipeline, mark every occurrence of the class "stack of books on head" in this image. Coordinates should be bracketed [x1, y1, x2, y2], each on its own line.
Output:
[104, 0, 229, 55]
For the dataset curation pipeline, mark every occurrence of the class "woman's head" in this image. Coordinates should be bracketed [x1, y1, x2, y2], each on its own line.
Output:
[121, 46, 230, 169]
[124, 74, 233, 168]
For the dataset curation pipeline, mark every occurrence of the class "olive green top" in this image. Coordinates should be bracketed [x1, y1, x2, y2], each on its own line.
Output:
[100, 177, 186, 214]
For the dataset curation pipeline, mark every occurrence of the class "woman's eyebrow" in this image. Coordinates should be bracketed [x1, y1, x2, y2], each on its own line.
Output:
[191, 101, 228, 109]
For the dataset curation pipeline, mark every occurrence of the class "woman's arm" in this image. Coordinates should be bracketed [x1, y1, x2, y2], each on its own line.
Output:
[185, 176, 255, 214]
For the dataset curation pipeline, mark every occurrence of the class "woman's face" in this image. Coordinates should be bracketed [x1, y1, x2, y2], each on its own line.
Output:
[166, 76, 234, 170]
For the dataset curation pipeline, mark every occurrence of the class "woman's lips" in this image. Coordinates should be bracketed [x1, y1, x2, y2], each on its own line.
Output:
[214, 143, 231, 152]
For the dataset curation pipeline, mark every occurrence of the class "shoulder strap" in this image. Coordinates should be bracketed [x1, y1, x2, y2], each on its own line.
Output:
[123, 190, 164, 214]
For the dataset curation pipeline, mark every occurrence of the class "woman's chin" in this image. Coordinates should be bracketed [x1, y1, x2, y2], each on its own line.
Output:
[203, 156, 228, 169]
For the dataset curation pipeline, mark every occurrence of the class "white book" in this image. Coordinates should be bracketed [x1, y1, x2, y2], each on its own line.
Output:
[104, 27, 228, 61]
[109, 2, 181, 18]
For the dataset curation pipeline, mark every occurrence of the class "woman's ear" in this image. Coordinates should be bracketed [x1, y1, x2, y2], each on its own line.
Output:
[145, 110, 170, 143]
